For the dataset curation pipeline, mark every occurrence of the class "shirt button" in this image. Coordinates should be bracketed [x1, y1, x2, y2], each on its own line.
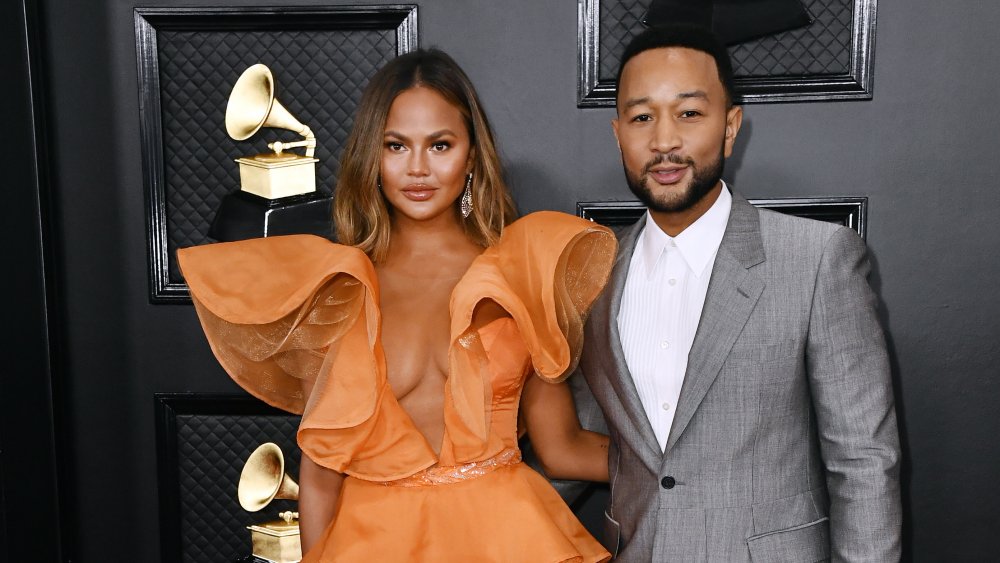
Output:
[660, 340, 669, 349]
[661, 402, 671, 411]
[668, 278, 677, 286]
[661, 476, 676, 489]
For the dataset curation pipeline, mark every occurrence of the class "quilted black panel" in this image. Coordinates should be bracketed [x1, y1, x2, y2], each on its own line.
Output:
[156, 28, 396, 284]
[598, 0, 853, 81]
[175, 412, 301, 563]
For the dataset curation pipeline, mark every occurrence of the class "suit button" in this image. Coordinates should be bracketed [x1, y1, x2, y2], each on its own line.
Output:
[660, 476, 676, 489]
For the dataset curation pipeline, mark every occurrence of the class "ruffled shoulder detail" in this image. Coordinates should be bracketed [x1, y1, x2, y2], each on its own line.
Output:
[460, 211, 617, 380]
[178, 235, 376, 414]
[180, 235, 437, 477]
[443, 212, 617, 460]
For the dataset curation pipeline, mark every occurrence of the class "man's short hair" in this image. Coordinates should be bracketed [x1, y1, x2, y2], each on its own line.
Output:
[616, 24, 737, 107]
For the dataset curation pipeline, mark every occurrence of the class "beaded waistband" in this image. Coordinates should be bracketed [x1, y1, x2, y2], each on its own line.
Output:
[378, 448, 522, 487]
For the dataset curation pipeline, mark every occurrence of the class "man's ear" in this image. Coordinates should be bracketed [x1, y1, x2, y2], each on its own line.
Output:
[723, 105, 743, 158]
[611, 117, 621, 149]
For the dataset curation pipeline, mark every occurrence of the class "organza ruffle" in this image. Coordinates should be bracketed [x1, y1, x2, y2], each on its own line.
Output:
[179, 235, 438, 478]
[179, 236, 371, 415]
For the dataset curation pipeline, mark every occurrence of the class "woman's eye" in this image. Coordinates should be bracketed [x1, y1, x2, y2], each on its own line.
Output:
[386, 142, 405, 151]
[431, 142, 451, 151]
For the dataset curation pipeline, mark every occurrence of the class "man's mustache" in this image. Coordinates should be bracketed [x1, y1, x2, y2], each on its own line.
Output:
[642, 153, 694, 175]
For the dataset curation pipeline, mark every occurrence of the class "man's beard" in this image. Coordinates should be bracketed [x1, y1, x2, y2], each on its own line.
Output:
[623, 148, 725, 213]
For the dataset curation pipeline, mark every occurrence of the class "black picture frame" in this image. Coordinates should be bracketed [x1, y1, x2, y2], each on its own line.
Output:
[578, 196, 867, 239]
[155, 393, 301, 563]
[135, 6, 418, 304]
[577, 0, 878, 107]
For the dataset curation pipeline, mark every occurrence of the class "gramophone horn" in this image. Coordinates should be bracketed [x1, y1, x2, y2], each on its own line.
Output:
[238, 442, 300, 512]
[225, 64, 312, 141]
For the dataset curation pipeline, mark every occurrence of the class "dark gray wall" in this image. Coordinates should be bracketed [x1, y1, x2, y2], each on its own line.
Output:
[28, 0, 1000, 560]
[4, 1, 64, 561]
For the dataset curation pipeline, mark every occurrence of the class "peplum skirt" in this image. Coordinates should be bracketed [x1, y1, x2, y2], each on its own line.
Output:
[302, 451, 609, 563]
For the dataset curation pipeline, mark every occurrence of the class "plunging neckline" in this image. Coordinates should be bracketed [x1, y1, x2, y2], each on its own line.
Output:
[382, 314, 519, 463]
[372, 249, 498, 461]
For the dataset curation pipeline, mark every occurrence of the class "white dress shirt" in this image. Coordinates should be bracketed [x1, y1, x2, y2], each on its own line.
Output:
[617, 184, 732, 451]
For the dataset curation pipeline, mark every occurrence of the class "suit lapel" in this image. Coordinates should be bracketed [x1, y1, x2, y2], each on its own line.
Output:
[594, 219, 663, 467]
[665, 193, 766, 453]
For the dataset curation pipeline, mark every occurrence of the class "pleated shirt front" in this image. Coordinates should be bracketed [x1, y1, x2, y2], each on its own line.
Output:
[617, 185, 732, 451]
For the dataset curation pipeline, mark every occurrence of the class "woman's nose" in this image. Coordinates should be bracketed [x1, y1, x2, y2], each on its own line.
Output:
[408, 150, 430, 177]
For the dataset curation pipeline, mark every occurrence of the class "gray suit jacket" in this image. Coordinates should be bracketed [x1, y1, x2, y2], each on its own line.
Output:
[571, 192, 901, 562]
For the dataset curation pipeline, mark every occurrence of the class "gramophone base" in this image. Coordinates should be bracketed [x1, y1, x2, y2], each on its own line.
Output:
[247, 520, 301, 563]
[236, 154, 319, 200]
[209, 190, 333, 242]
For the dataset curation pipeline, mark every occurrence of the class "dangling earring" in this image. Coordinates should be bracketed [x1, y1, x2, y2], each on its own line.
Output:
[460, 173, 473, 218]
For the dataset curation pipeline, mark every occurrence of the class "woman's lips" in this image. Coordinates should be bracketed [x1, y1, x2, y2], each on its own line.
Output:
[648, 166, 688, 185]
[401, 185, 437, 201]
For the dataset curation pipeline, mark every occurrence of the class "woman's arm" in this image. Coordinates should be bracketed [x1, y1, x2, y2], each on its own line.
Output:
[298, 454, 344, 554]
[520, 374, 609, 482]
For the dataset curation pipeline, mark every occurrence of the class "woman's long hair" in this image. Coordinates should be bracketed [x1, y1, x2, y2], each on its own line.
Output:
[333, 49, 517, 262]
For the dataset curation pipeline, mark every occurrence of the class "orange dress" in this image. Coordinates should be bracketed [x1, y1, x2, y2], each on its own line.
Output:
[178, 211, 617, 562]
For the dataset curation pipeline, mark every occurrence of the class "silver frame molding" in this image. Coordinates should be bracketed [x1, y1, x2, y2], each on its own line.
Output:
[578, 196, 867, 239]
[134, 5, 418, 304]
[154, 393, 300, 562]
[577, 0, 878, 107]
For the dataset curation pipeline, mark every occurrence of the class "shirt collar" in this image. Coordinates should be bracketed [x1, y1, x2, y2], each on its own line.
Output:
[637, 182, 732, 279]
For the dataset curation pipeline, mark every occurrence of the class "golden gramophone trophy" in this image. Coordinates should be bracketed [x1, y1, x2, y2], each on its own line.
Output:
[238, 442, 302, 563]
[226, 64, 317, 200]
[209, 64, 332, 242]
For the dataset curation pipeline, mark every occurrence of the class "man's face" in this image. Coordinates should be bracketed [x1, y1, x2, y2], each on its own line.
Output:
[612, 47, 742, 214]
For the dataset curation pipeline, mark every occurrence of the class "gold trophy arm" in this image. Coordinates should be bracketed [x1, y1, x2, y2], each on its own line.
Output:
[268, 129, 317, 157]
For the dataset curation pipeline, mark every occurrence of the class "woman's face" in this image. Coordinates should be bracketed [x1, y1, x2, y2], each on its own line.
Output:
[381, 86, 473, 224]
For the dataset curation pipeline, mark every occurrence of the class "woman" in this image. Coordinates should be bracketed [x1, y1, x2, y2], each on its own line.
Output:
[179, 49, 616, 562]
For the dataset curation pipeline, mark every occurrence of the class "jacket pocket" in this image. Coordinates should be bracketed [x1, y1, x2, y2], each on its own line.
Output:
[602, 511, 621, 558]
[746, 516, 829, 562]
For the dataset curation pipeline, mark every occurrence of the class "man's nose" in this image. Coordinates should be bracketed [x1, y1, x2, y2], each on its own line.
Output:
[650, 119, 681, 154]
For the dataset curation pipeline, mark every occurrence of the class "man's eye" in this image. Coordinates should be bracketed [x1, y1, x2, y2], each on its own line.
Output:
[631, 114, 652, 123]
[680, 110, 702, 118]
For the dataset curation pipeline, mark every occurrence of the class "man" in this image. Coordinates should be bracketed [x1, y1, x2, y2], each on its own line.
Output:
[571, 25, 901, 561]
